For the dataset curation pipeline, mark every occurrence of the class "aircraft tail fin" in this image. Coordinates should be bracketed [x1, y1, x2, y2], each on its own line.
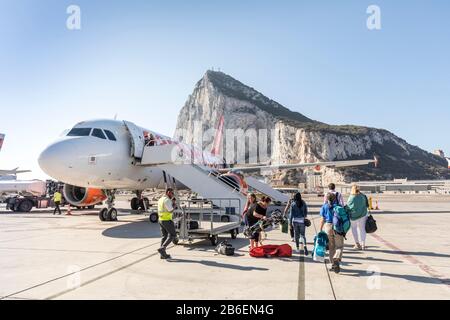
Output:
[211, 115, 224, 156]
[0, 133, 5, 151]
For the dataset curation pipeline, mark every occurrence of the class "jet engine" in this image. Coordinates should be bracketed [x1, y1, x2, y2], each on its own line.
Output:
[63, 184, 107, 207]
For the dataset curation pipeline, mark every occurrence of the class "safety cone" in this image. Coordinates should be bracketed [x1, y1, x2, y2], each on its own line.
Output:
[66, 205, 72, 216]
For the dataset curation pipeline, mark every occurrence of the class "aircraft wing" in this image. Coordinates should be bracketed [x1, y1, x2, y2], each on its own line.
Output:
[0, 168, 31, 175]
[218, 158, 378, 173]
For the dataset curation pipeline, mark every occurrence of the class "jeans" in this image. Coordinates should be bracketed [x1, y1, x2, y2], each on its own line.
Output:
[351, 215, 368, 245]
[159, 220, 176, 250]
[292, 222, 306, 249]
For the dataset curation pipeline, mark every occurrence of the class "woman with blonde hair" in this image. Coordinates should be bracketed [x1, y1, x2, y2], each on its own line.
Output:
[347, 185, 369, 250]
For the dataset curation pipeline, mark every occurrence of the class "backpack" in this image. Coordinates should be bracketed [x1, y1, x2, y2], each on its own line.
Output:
[333, 192, 341, 206]
[365, 214, 378, 234]
[333, 205, 351, 238]
[215, 241, 235, 256]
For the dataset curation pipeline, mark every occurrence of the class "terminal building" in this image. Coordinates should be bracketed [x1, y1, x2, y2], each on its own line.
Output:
[334, 179, 450, 195]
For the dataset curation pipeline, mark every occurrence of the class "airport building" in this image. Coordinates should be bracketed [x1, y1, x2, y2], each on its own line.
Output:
[334, 179, 450, 195]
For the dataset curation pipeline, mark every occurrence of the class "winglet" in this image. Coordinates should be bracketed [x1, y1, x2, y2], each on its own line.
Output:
[0, 133, 5, 151]
[374, 155, 380, 168]
[211, 115, 224, 156]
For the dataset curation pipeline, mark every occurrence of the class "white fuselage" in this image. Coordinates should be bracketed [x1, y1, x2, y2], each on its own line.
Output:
[38, 119, 222, 191]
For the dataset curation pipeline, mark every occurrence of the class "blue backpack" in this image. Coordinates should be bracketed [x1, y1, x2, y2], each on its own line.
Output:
[333, 205, 351, 238]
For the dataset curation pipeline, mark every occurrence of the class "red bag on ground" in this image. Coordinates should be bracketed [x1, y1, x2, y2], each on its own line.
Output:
[249, 244, 292, 258]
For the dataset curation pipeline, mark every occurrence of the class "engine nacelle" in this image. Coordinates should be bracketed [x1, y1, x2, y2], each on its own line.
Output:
[218, 173, 248, 195]
[63, 184, 106, 207]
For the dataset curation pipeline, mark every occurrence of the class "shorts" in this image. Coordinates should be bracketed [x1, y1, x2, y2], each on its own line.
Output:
[251, 231, 260, 241]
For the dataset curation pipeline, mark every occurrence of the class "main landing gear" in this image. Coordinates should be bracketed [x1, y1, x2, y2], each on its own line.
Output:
[99, 189, 118, 222]
[130, 190, 149, 211]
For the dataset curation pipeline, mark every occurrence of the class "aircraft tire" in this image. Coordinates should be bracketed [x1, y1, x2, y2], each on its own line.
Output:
[99, 208, 108, 221]
[107, 208, 118, 221]
[131, 197, 139, 210]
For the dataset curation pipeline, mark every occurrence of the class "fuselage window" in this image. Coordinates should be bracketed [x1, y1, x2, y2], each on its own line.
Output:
[104, 130, 117, 141]
[92, 128, 107, 140]
[67, 128, 92, 137]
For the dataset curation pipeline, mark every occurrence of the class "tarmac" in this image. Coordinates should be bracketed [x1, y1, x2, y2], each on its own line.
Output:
[0, 194, 449, 300]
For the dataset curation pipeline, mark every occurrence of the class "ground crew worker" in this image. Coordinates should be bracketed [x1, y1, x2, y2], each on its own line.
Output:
[53, 190, 62, 215]
[157, 188, 176, 259]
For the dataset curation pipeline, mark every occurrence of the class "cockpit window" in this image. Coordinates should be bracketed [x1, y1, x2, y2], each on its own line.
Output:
[92, 128, 107, 140]
[67, 128, 92, 137]
[104, 130, 117, 141]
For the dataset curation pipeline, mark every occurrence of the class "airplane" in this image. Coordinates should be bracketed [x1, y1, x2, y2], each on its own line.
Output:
[38, 119, 377, 222]
[0, 133, 31, 177]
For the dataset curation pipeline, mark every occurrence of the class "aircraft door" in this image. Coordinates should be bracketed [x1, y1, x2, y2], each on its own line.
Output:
[123, 121, 145, 159]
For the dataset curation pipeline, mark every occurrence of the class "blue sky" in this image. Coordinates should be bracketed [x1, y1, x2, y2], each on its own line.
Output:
[1, 0, 449, 179]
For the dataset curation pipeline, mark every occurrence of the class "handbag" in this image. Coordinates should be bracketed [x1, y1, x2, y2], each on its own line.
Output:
[365, 214, 378, 234]
[281, 220, 289, 234]
[304, 218, 311, 228]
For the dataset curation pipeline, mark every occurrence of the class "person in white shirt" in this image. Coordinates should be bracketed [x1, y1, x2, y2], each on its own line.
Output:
[323, 183, 345, 207]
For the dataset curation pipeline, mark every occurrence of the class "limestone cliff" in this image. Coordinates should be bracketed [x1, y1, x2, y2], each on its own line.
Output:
[174, 70, 449, 184]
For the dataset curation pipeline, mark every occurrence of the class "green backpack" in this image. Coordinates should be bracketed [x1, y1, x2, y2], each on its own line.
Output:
[332, 206, 351, 238]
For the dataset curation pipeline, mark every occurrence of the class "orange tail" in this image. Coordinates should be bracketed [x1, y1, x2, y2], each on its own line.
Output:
[211, 115, 224, 156]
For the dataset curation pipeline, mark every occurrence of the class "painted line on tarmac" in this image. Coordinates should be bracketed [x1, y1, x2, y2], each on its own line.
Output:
[371, 233, 450, 291]
[45, 247, 171, 300]
[297, 247, 305, 300]
[0, 241, 162, 300]
[311, 217, 337, 300]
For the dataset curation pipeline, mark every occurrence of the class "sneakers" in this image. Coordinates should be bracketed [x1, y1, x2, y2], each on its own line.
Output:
[329, 261, 341, 274]
[158, 248, 171, 260]
[334, 262, 340, 274]
[304, 247, 309, 257]
[353, 243, 362, 250]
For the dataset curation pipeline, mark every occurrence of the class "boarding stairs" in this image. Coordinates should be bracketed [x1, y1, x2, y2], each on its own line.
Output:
[244, 176, 290, 203]
[138, 144, 247, 214]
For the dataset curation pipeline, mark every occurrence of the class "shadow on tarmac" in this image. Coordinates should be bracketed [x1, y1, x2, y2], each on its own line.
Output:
[102, 220, 161, 239]
[340, 268, 450, 286]
[166, 258, 270, 271]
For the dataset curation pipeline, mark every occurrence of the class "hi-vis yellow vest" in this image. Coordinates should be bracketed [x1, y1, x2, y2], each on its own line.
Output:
[53, 192, 62, 203]
[158, 196, 173, 221]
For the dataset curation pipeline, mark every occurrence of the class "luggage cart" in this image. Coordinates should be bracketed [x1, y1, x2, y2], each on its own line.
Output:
[173, 198, 242, 246]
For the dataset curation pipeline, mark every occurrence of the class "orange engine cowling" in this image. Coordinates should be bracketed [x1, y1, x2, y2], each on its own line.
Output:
[63, 184, 107, 206]
[218, 173, 248, 195]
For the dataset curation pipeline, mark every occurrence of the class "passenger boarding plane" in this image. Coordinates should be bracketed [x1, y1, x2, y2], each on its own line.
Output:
[0, 133, 31, 177]
[38, 119, 377, 222]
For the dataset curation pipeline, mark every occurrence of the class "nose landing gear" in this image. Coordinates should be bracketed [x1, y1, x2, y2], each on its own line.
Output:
[98, 189, 118, 221]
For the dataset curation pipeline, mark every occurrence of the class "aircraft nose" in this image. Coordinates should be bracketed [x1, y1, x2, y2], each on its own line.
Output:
[38, 139, 77, 180]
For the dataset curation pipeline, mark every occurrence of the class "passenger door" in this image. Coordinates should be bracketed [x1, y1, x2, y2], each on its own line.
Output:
[123, 121, 145, 159]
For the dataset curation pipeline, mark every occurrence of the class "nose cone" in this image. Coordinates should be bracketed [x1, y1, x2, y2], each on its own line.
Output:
[38, 139, 78, 181]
